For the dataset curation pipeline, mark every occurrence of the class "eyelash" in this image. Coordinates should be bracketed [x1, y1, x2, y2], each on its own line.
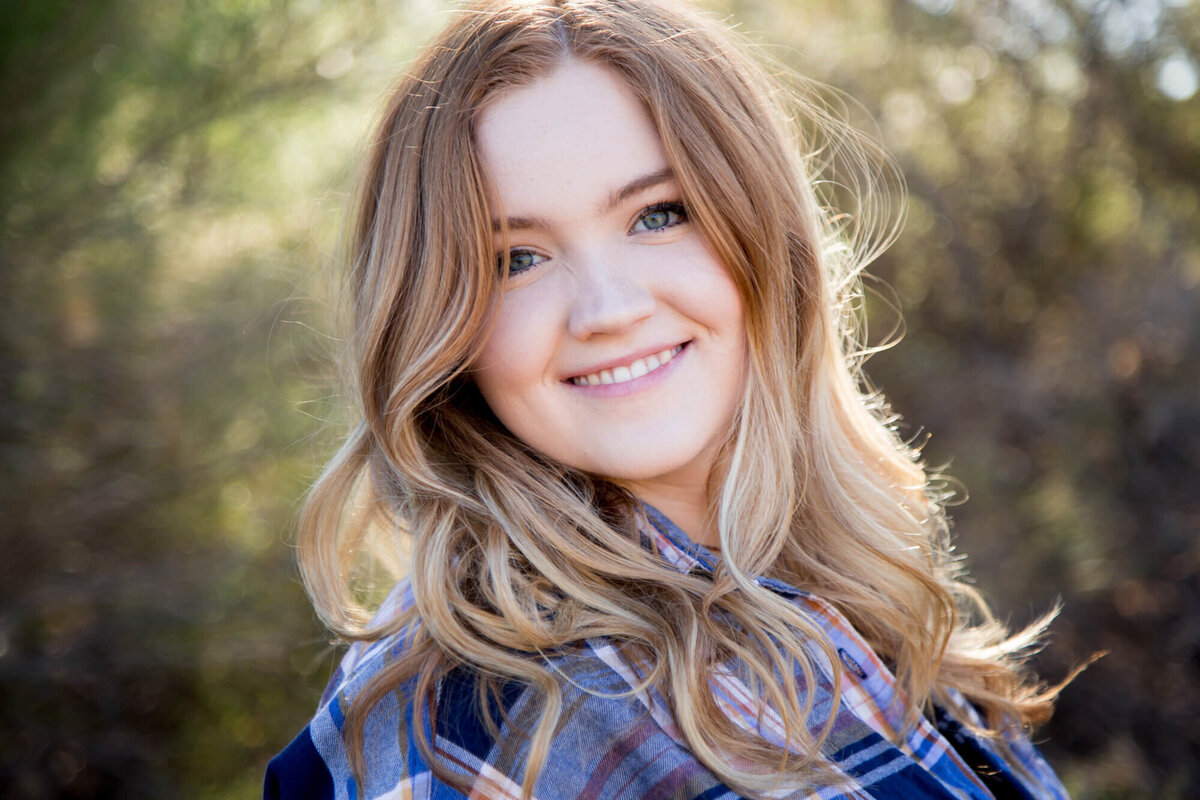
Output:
[633, 201, 688, 232]
[498, 201, 689, 277]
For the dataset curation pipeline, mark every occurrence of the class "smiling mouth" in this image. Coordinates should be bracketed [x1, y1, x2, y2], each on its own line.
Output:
[569, 344, 686, 386]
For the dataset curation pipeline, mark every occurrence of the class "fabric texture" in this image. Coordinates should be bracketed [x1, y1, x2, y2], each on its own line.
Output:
[265, 506, 1069, 800]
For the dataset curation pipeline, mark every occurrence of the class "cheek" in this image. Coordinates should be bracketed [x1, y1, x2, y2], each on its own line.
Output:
[689, 255, 749, 391]
[668, 243, 746, 338]
[472, 289, 560, 415]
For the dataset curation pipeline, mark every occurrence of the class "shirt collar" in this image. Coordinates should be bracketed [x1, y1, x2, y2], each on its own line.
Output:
[638, 502, 805, 598]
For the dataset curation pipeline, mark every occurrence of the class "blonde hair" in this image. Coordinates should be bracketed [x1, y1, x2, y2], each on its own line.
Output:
[298, 0, 1065, 796]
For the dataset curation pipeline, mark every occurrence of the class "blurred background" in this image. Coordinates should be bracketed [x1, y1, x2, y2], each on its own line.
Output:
[1, 0, 1196, 797]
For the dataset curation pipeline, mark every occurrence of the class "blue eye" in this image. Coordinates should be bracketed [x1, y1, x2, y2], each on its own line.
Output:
[632, 202, 687, 233]
[499, 249, 546, 277]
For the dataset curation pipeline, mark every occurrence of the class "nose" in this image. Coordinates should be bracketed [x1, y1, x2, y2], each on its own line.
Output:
[565, 254, 656, 339]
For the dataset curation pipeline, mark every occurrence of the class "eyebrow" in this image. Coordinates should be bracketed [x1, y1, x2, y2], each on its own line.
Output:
[491, 166, 676, 233]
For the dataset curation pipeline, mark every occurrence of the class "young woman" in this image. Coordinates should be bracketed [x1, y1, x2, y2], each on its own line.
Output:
[265, 1, 1073, 797]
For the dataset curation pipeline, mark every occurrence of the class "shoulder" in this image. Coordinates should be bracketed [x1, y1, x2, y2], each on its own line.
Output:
[264, 723, 334, 800]
[264, 580, 427, 800]
[934, 690, 1071, 800]
[432, 646, 747, 799]
[266, 588, 742, 800]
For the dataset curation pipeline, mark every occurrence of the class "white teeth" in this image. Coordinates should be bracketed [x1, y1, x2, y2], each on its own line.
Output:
[570, 344, 684, 386]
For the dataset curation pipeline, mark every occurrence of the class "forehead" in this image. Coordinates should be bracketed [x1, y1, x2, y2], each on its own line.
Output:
[474, 60, 669, 215]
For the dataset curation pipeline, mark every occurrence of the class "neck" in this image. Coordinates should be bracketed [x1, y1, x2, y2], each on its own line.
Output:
[625, 479, 719, 548]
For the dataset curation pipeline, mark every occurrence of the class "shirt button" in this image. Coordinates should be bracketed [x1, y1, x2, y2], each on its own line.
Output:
[838, 647, 869, 679]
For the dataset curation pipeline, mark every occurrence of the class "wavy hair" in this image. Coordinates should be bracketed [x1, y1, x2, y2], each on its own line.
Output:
[297, 0, 1066, 796]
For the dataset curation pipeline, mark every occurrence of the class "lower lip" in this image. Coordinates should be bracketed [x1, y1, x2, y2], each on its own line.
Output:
[564, 342, 690, 398]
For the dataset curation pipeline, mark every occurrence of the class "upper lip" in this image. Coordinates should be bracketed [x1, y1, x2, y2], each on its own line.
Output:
[564, 341, 689, 381]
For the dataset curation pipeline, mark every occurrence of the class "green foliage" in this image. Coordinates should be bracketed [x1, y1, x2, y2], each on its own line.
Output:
[2, 0, 1196, 797]
[731, 1, 1200, 795]
[0, 0, 423, 795]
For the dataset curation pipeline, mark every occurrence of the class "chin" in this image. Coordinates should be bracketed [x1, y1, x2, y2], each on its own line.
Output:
[582, 452, 710, 486]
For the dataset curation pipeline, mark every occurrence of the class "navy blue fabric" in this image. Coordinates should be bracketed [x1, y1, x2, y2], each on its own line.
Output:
[264, 725, 335, 800]
[436, 667, 526, 760]
[935, 707, 1032, 800]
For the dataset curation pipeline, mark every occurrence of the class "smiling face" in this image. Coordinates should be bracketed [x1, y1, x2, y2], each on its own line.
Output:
[470, 60, 747, 536]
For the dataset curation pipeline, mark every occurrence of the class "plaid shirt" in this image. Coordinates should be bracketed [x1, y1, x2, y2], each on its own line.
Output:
[265, 506, 1069, 799]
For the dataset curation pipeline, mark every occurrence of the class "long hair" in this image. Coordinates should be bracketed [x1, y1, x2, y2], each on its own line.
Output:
[297, 0, 1064, 796]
